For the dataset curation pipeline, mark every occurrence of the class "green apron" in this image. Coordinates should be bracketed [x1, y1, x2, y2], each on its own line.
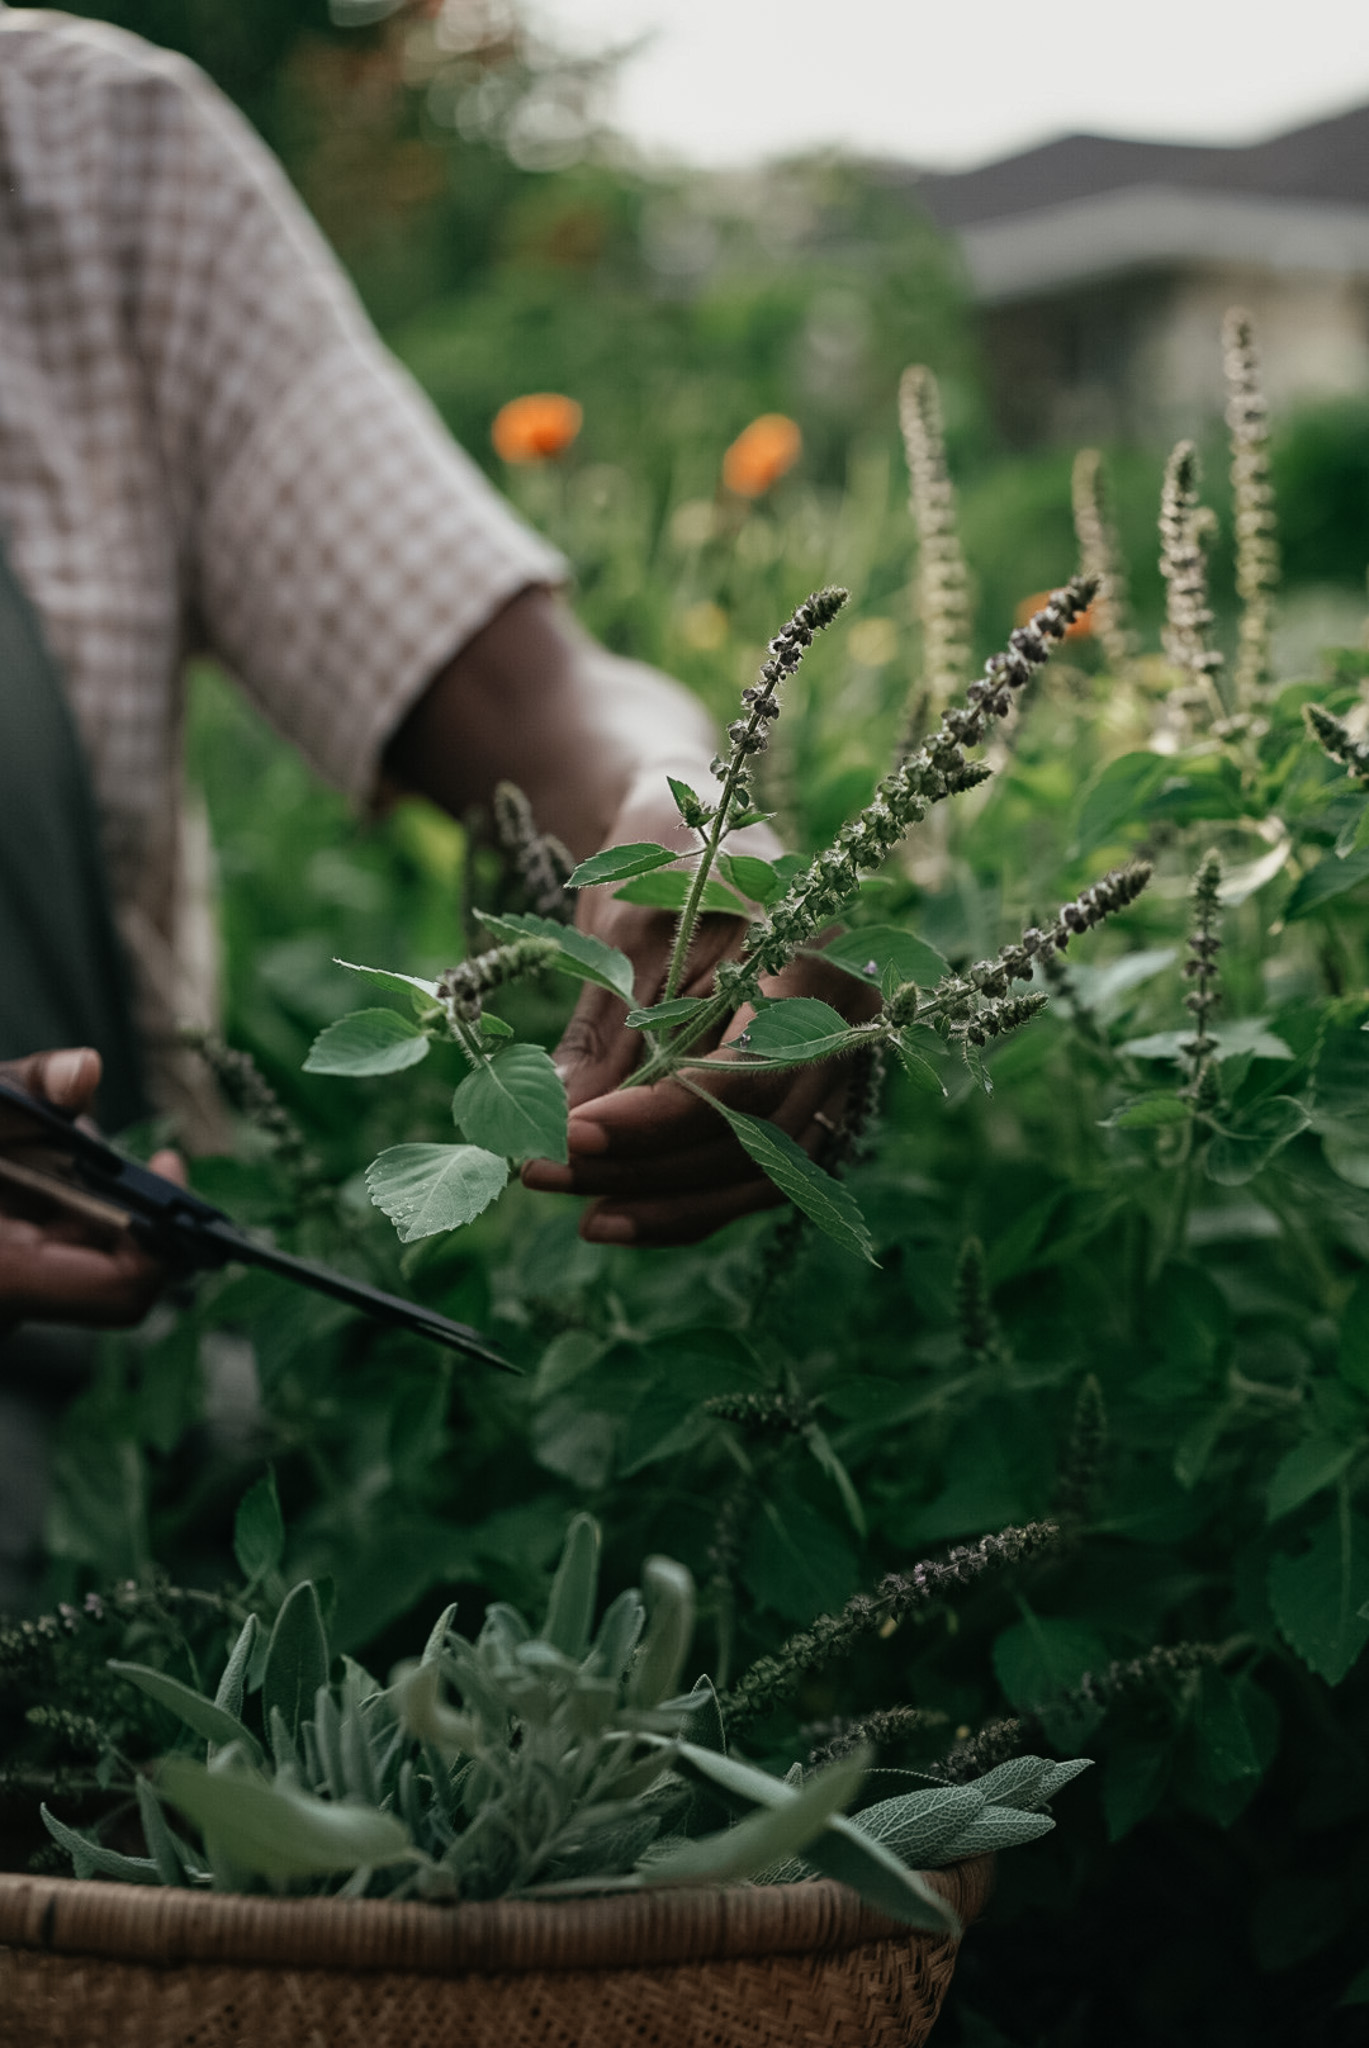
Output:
[0, 531, 149, 1607]
[0, 536, 148, 1129]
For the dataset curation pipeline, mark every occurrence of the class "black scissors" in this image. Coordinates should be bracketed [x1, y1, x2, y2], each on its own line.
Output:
[0, 1075, 513, 1372]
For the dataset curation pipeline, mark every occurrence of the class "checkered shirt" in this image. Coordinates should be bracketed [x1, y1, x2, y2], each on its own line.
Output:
[0, 8, 564, 1121]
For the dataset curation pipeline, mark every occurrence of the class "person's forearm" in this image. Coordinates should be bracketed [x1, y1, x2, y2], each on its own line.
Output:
[382, 587, 717, 859]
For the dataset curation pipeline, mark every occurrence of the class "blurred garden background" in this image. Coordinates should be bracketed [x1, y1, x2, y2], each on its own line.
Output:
[8, 2, 1369, 2043]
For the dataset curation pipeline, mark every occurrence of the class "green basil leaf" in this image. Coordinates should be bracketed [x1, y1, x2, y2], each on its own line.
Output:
[1285, 844, 1369, 920]
[304, 1009, 431, 1077]
[703, 1098, 876, 1264]
[366, 1143, 508, 1241]
[613, 872, 748, 915]
[1120, 1019, 1293, 1064]
[1106, 1095, 1192, 1129]
[1337, 1271, 1369, 1394]
[1206, 1096, 1310, 1185]
[233, 1472, 284, 1587]
[332, 959, 440, 1000]
[452, 1044, 568, 1163]
[819, 925, 949, 988]
[1267, 1434, 1360, 1523]
[1073, 750, 1170, 856]
[1268, 1508, 1369, 1684]
[477, 910, 635, 1003]
[716, 853, 783, 904]
[625, 997, 709, 1030]
[567, 843, 686, 888]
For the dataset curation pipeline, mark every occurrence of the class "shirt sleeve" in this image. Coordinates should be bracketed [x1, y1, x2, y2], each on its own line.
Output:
[113, 42, 567, 800]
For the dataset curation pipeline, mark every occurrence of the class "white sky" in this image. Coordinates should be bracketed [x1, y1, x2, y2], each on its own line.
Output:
[532, 0, 1369, 171]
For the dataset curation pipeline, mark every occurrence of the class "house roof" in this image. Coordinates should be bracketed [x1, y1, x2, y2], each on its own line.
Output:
[896, 102, 1369, 302]
[911, 102, 1369, 231]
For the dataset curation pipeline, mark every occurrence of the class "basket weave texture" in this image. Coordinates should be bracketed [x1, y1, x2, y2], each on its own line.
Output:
[0, 1858, 991, 2048]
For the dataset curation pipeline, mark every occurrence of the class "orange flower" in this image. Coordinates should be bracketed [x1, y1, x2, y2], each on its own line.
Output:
[491, 393, 583, 464]
[722, 413, 802, 497]
[1015, 589, 1095, 641]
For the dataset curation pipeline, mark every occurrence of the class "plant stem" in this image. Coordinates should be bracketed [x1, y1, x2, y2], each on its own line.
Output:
[662, 804, 734, 1002]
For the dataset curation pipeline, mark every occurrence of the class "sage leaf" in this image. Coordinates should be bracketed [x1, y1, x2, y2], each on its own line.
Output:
[159, 1759, 411, 1880]
[936, 1807, 1055, 1856]
[643, 1748, 869, 1887]
[136, 1777, 195, 1887]
[262, 1581, 330, 1743]
[542, 1513, 601, 1660]
[1269, 1506, 1369, 1684]
[304, 1009, 431, 1077]
[567, 843, 685, 888]
[452, 1044, 568, 1163]
[108, 1662, 263, 1764]
[41, 1806, 161, 1885]
[213, 1614, 261, 1723]
[802, 1814, 960, 1930]
[846, 1783, 985, 1865]
[477, 909, 635, 1003]
[630, 1557, 695, 1709]
[366, 1143, 508, 1241]
[233, 1471, 284, 1587]
[703, 1097, 876, 1264]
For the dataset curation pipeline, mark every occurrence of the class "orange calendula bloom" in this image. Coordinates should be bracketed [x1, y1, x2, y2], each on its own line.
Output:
[491, 393, 583, 464]
[1016, 589, 1095, 641]
[722, 413, 802, 497]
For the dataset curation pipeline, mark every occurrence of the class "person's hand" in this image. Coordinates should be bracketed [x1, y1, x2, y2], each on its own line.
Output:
[521, 781, 879, 1247]
[0, 1047, 184, 1330]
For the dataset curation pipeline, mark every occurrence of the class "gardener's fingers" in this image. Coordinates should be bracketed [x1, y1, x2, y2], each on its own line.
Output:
[550, 912, 740, 1109]
[0, 1047, 102, 1146]
[580, 1174, 789, 1248]
[576, 1076, 849, 1244]
[0, 1212, 168, 1328]
[524, 1058, 849, 1219]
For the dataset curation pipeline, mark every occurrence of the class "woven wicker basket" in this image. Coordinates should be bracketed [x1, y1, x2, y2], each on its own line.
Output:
[0, 1857, 991, 2048]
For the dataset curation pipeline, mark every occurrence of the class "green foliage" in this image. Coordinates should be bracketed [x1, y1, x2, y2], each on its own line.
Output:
[41, 1519, 1076, 1920]
[7, 26, 1369, 2010]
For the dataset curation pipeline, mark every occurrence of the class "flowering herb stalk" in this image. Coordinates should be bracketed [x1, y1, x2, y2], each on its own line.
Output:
[1159, 440, 1227, 722]
[660, 585, 849, 1003]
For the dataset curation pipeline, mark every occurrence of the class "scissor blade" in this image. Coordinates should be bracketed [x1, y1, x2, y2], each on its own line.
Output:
[196, 1218, 518, 1373]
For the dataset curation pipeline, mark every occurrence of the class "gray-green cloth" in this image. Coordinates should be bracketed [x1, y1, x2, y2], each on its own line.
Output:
[0, 534, 147, 1130]
[0, 531, 148, 1607]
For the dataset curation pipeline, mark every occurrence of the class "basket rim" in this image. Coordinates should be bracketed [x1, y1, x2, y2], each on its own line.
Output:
[0, 1859, 992, 1978]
